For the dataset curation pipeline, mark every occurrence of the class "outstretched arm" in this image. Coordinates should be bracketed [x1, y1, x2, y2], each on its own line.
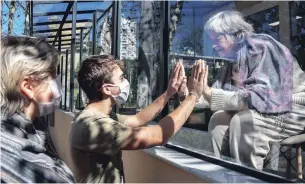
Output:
[124, 63, 185, 127]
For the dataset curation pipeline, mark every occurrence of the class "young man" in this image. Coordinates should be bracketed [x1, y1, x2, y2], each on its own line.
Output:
[69, 55, 206, 183]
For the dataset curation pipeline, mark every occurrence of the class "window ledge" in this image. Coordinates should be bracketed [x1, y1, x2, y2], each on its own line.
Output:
[143, 146, 265, 183]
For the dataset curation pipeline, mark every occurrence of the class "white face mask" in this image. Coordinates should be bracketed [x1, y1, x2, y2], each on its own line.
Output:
[105, 79, 130, 106]
[33, 76, 62, 117]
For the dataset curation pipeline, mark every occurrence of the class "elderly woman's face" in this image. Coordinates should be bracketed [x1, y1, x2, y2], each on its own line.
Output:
[209, 32, 235, 57]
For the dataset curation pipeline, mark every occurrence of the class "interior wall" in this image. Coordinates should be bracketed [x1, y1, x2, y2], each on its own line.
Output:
[123, 150, 205, 183]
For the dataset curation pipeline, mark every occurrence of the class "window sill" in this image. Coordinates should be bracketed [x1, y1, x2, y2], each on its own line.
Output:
[143, 145, 264, 183]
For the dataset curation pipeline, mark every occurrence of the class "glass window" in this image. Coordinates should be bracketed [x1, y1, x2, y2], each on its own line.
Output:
[290, 1, 305, 70]
[97, 8, 113, 55]
[119, 1, 164, 117]
[246, 6, 279, 40]
[168, 1, 304, 180]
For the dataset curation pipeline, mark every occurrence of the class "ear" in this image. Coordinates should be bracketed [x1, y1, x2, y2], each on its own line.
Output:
[101, 85, 112, 96]
[19, 76, 35, 100]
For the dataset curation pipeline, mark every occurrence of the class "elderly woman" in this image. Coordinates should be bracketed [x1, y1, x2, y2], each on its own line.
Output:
[180, 10, 305, 170]
[1, 36, 75, 182]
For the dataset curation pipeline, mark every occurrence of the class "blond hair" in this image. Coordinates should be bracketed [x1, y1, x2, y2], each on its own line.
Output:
[1, 36, 58, 118]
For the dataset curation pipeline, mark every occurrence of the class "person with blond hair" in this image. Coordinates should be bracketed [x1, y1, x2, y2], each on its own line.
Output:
[1, 36, 75, 183]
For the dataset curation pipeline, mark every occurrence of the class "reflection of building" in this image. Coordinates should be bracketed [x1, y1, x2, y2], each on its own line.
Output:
[99, 15, 112, 55]
[120, 18, 138, 60]
[170, 52, 226, 69]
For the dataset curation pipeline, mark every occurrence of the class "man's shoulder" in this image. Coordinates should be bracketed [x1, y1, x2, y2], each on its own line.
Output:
[74, 109, 110, 124]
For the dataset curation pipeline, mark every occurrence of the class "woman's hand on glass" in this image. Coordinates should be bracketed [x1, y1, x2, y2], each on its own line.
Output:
[187, 60, 205, 100]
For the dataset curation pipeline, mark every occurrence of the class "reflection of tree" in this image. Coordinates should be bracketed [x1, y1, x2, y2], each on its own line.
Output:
[245, 7, 279, 40]
[121, 59, 138, 108]
[171, 25, 203, 55]
[291, 1, 305, 70]
[169, 1, 184, 44]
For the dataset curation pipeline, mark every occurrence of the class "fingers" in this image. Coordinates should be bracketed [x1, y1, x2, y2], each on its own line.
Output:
[174, 63, 181, 79]
[199, 66, 205, 84]
[170, 63, 181, 84]
[196, 59, 206, 79]
[180, 62, 185, 77]
[194, 60, 199, 79]
[190, 62, 195, 80]
[204, 65, 208, 84]
[170, 63, 179, 79]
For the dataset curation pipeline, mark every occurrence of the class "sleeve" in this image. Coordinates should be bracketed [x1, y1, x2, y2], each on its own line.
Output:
[74, 117, 132, 155]
[195, 77, 223, 109]
[195, 95, 210, 108]
[116, 114, 127, 124]
[210, 88, 248, 111]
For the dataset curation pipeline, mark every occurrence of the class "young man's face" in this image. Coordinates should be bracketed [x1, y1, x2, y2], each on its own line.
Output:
[107, 64, 125, 96]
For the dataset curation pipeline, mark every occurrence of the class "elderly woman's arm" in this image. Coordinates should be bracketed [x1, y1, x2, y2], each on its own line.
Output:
[204, 88, 248, 111]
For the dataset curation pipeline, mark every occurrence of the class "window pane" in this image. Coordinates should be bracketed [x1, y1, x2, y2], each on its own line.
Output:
[168, 1, 304, 180]
[97, 9, 112, 55]
[119, 1, 163, 116]
[291, 1, 305, 70]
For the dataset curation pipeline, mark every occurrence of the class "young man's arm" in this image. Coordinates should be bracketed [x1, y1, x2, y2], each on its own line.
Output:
[124, 63, 184, 128]
[121, 93, 198, 149]
[124, 91, 171, 127]
[121, 61, 205, 149]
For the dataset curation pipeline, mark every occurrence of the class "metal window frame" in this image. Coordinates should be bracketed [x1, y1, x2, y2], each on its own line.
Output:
[77, 28, 84, 109]
[160, 1, 170, 118]
[60, 55, 64, 108]
[52, 2, 74, 45]
[33, 9, 99, 17]
[92, 11, 97, 54]
[111, 1, 121, 58]
[69, 0, 77, 111]
[33, 19, 92, 26]
[64, 49, 69, 110]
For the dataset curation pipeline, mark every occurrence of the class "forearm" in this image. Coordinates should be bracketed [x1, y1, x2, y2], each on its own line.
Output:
[134, 91, 171, 126]
[122, 94, 197, 150]
[153, 94, 197, 145]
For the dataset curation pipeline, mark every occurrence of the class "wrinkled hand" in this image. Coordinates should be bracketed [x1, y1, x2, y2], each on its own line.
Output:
[166, 63, 184, 97]
[187, 60, 207, 100]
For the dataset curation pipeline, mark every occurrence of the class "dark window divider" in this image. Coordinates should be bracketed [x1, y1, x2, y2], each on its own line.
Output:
[69, 0, 77, 112]
[160, 1, 170, 119]
[64, 49, 68, 110]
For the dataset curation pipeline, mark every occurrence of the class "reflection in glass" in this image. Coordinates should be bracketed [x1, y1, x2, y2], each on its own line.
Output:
[246, 7, 279, 40]
[119, 1, 163, 117]
[168, 1, 305, 180]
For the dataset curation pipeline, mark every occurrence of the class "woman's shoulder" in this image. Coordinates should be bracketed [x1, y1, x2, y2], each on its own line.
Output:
[246, 33, 276, 42]
[245, 33, 284, 50]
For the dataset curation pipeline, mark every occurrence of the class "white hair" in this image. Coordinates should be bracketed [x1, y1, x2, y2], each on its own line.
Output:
[204, 10, 254, 43]
[1, 36, 58, 118]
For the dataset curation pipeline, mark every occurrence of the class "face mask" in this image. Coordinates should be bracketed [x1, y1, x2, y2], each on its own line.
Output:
[105, 79, 130, 106]
[33, 76, 62, 117]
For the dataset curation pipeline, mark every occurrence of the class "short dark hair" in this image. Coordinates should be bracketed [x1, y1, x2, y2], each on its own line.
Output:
[77, 55, 124, 101]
